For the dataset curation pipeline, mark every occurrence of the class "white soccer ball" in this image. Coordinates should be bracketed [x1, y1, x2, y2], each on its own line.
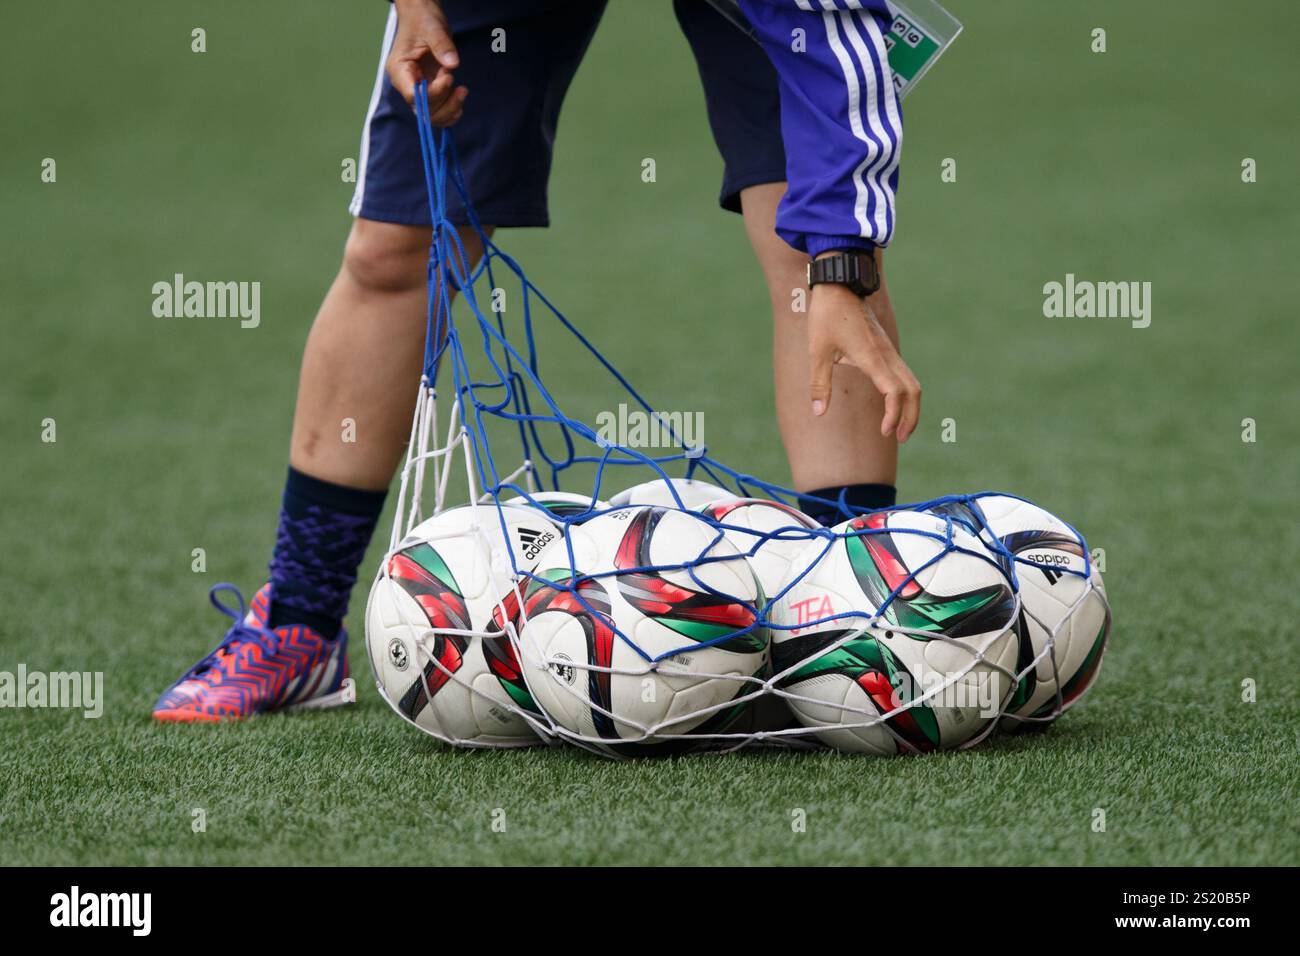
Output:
[517, 506, 768, 756]
[365, 504, 560, 747]
[697, 497, 821, 601]
[608, 477, 736, 511]
[770, 510, 1019, 755]
[503, 490, 609, 523]
[928, 494, 1110, 729]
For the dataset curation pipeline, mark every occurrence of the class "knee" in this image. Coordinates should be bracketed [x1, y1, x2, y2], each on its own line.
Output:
[342, 219, 430, 294]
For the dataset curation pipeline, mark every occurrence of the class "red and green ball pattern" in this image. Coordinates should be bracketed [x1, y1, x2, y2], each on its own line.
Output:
[613, 507, 767, 654]
[518, 508, 767, 754]
[774, 513, 1017, 751]
[845, 513, 1016, 639]
[387, 543, 470, 720]
[775, 629, 940, 752]
[485, 567, 611, 718]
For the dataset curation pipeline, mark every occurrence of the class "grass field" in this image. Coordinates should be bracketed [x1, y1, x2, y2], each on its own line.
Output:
[2, 0, 1298, 866]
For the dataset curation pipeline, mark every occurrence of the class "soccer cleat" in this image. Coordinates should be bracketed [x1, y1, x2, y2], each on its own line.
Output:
[152, 583, 356, 722]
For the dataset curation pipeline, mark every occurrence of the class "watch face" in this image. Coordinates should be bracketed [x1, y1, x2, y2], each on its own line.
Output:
[853, 253, 879, 295]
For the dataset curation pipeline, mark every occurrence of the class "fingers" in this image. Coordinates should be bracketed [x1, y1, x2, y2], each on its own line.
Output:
[428, 83, 468, 126]
[879, 381, 904, 439]
[421, 59, 454, 102]
[893, 366, 922, 443]
[388, 59, 419, 105]
[816, 336, 920, 441]
[388, 59, 467, 124]
[854, 348, 919, 443]
[808, 288, 922, 442]
[835, 328, 920, 443]
[390, 59, 446, 107]
[385, 1, 464, 115]
[878, 366, 919, 443]
[862, 355, 904, 438]
[871, 332, 921, 443]
[809, 343, 834, 417]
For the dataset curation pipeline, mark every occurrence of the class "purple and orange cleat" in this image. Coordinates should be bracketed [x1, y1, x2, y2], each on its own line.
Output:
[153, 583, 356, 723]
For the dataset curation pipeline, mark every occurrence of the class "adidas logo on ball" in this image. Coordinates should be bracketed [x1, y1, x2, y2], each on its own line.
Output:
[518, 527, 556, 561]
[1023, 551, 1071, 567]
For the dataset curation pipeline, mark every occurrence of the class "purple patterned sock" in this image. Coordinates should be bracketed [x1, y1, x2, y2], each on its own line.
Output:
[267, 467, 387, 639]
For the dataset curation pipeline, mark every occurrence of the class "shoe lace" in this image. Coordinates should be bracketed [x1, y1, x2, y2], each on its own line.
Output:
[182, 584, 283, 680]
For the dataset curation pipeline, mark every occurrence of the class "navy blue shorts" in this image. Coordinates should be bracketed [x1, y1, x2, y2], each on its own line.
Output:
[349, 0, 786, 228]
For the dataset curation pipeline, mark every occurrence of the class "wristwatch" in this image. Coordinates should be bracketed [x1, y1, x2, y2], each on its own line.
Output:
[807, 250, 880, 297]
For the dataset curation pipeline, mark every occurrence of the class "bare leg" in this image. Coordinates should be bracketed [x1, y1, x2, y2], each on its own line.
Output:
[288, 217, 489, 491]
[739, 183, 898, 492]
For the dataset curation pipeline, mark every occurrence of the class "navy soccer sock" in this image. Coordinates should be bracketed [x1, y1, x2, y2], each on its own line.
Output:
[267, 467, 387, 639]
[797, 483, 897, 527]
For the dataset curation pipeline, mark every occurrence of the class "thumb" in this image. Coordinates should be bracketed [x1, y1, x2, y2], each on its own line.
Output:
[428, 25, 460, 69]
[809, 345, 834, 417]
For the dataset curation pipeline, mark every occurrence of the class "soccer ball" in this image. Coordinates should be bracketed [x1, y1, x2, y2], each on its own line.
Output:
[697, 497, 821, 600]
[694, 497, 821, 740]
[503, 490, 609, 523]
[608, 477, 736, 510]
[365, 504, 560, 747]
[928, 494, 1110, 729]
[516, 506, 768, 756]
[770, 510, 1019, 755]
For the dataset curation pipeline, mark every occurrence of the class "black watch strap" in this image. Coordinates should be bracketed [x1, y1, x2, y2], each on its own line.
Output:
[807, 250, 880, 297]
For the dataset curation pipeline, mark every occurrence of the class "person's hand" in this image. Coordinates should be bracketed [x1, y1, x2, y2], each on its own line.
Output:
[387, 0, 468, 125]
[807, 280, 921, 443]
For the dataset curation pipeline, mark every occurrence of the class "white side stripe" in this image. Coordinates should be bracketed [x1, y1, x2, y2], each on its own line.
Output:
[349, 7, 399, 217]
[838, 9, 900, 238]
[819, 8, 880, 240]
[858, 8, 903, 232]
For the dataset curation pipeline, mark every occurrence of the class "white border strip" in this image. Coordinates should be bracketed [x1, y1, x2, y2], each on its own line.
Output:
[349, 7, 400, 217]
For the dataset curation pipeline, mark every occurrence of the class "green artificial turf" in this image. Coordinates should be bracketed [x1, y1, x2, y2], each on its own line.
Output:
[1, 0, 1297, 865]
